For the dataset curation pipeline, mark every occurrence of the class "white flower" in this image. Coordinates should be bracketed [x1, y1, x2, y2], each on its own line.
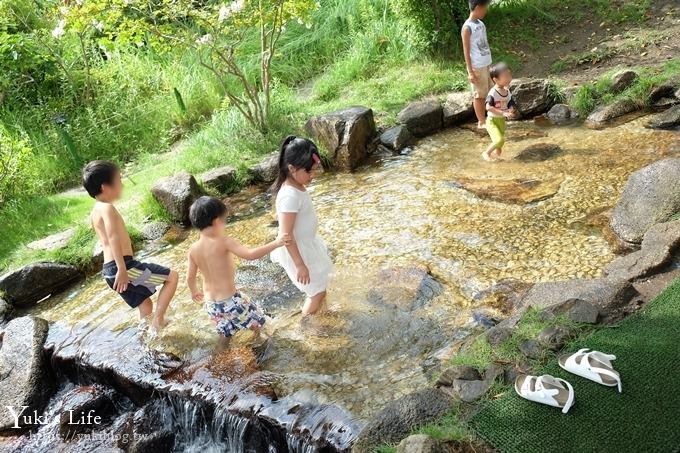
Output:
[59, 6, 69, 15]
[218, 0, 245, 22]
[52, 19, 66, 39]
[92, 20, 104, 32]
[75, 0, 83, 5]
[195, 34, 213, 46]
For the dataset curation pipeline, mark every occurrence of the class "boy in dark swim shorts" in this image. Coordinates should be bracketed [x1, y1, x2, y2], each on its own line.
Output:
[83, 160, 178, 330]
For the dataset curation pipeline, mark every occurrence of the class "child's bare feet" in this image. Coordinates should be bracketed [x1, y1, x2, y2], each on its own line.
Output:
[481, 150, 493, 162]
[477, 122, 486, 129]
[150, 315, 170, 332]
[491, 149, 503, 159]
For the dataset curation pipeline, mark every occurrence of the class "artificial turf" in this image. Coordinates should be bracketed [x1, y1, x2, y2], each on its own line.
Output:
[470, 277, 680, 453]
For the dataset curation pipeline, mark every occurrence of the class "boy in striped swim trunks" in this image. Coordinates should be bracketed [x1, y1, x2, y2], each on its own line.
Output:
[83, 160, 179, 331]
[186, 196, 289, 348]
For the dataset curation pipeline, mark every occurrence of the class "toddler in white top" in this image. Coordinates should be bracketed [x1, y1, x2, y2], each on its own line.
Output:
[270, 136, 334, 315]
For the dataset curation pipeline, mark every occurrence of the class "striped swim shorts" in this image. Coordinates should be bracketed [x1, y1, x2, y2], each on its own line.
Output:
[102, 256, 171, 308]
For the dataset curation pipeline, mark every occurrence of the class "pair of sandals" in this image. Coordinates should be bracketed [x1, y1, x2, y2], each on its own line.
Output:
[515, 349, 622, 414]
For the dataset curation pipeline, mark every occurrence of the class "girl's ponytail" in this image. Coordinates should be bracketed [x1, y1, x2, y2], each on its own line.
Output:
[273, 135, 297, 192]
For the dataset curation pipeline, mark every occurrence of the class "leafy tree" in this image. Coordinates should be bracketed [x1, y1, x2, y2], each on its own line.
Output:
[0, 125, 35, 204]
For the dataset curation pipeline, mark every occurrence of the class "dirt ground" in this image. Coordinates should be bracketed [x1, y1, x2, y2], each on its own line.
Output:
[515, 0, 680, 84]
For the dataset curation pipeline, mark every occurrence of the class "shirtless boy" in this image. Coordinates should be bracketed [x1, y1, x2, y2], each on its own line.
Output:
[83, 160, 178, 330]
[186, 196, 287, 347]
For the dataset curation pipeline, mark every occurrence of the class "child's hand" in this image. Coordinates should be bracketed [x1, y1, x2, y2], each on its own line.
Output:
[468, 71, 477, 84]
[276, 233, 291, 247]
[192, 291, 204, 303]
[296, 263, 310, 285]
[113, 268, 129, 293]
[503, 110, 514, 119]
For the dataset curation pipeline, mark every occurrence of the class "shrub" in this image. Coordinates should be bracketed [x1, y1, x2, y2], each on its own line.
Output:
[392, 0, 469, 54]
[0, 125, 36, 203]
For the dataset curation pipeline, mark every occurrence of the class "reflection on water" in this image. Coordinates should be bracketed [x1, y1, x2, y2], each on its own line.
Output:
[34, 117, 679, 420]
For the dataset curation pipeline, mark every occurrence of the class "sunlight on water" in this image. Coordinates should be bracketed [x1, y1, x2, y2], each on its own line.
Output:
[34, 117, 679, 420]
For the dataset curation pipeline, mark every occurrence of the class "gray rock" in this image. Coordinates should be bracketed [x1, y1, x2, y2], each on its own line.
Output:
[486, 325, 513, 346]
[396, 434, 449, 453]
[653, 97, 680, 110]
[0, 298, 11, 324]
[0, 316, 53, 434]
[610, 158, 680, 244]
[605, 220, 680, 281]
[449, 379, 492, 403]
[546, 103, 573, 122]
[649, 84, 677, 103]
[199, 166, 237, 194]
[472, 310, 500, 328]
[519, 340, 543, 359]
[353, 389, 453, 452]
[380, 125, 414, 151]
[140, 222, 171, 241]
[151, 172, 201, 224]
[520, 277, 637, 315]
[436, 366, 482, 387]
[305, 106, 376, 170]
[586, 98, 639, 125]
[92, 241, 104, 269]
[443, 91, 475, 126]
[540, 298, 599, 324]
[509, 78, 554, 117]
[397, 101, 443, 137]
[58, 385, 117, 440]
[248, 152, 279, 183]
[647, 105, 680, 130]
[26, 228, 75, 251]
[0, 262, 81, 308]
[610, 70, 638, 93]
[514, 143, 563, 162]
[537, 325, 574, 350]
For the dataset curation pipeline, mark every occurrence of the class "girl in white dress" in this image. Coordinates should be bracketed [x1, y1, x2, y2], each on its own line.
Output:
[270, 136, 334, 315]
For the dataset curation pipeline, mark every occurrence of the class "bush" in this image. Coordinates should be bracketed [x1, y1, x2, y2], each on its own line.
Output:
[392, 0, 469, 54]
[0, 125, 36, 203]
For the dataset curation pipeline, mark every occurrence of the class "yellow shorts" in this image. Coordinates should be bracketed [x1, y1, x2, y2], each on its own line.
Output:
[486, 116, 507, 149]
[470, 66, 493, 99]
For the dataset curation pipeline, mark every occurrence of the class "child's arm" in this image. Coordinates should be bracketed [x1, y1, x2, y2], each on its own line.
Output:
[486, 101, 505, 117]
[101, 205, 129, 293]
[461, 26, 476, 84]
[225, 236, 287, 261]
[186, 251, 203, 302]
[279, 213, 310, 285]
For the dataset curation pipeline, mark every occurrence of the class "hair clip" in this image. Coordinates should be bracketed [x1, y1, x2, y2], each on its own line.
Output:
[312, 153, 321, 164]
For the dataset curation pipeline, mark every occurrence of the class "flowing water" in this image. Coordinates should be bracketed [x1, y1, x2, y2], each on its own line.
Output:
[25, 116, 680, 449]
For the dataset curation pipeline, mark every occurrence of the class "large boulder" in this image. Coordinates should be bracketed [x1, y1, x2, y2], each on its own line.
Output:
[248, 152, 279, 183]
[199, 166, 238, 194]
[58, 385, 118, 439]
[0, 262, 81, 308]
[586, 98, 639, 125]
[0, 316, 53, 434]
[450, 176, 564, 204]
[353, 389, 453, 453]
[0, 298, 12, 325]
[647, 105, 680, 130]
[140, 221, 171, 241]
[443, 91, 475, 126]
[150, 172, 201, 225]
[610, 69, 638, 93]
[509, 78, 554, 118]
[649, 84, 677, 103]
[380, 125, 414, 151]
[610, 158, 680, 244]
[514, 143, 563, 162]
[305, 106, 376, 170]
[398, 101, 443, 137]
[605, 220, 680, 281]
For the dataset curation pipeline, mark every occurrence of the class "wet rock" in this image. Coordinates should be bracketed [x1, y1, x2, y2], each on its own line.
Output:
[514, 143, 563, 162]
[450, 175, 564, 204]
[586, 98, 639, 125]
[540, 298, 600, 324]
[305, 106, 376, 170]
[436, 366, 482, 387]
[472, 310, 500, 328]
[520, 278, 637, 316]
[353, 389, 453, 452]
[397, 101, 443, 137]
[605, 220, 680, 281]
[486, 325, 513, 346]
[473, 279, 532, 315]
[0, 316, 53, 434]
[368, 265, 443, 311]
[610, 69, 638, 93]
[199, 166, 238, 195]
[647, 105, 680, 130]
[151, 172, 202, 225]
[509, 78, 554, 118]
[443, 91, 475, 126]
[0, 262, 82, 308]
[248, 152, 279, 183]
[27, 228, 75, 251]
[397, 434, 449, 453]
[610, 158, 680, 244]
[519, 340, 543, 359]
[127, 401, 176, 452]
[58, 385, 117, 440]
[380, 125, 414, 151]
[546, 104, 574, 122]
[537, 325, 574, 350]
[649, 84, 678, 103]
[653, 97, 680, 110]
[0, 297, 11, 325]
[140, 221, 171, 241]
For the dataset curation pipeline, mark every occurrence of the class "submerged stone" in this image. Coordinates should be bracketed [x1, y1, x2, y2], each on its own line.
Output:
[450, 175, 564, 204]
[514, 143, 563, 162]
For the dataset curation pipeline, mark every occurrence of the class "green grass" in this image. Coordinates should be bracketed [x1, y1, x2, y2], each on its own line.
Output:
[470, 276, 680, 453]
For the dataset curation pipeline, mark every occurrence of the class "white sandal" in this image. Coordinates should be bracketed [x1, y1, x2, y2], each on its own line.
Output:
[514, 374, 575, 414]
[559, 348, 622, 393]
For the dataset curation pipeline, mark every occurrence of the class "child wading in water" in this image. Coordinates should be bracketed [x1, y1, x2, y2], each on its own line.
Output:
[271, 136, 334, 315]
[462, 0, 493, 129]
[483, 62, 518, 161]
[83, 160, 178, 331]
[186, 196, 288, 349]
